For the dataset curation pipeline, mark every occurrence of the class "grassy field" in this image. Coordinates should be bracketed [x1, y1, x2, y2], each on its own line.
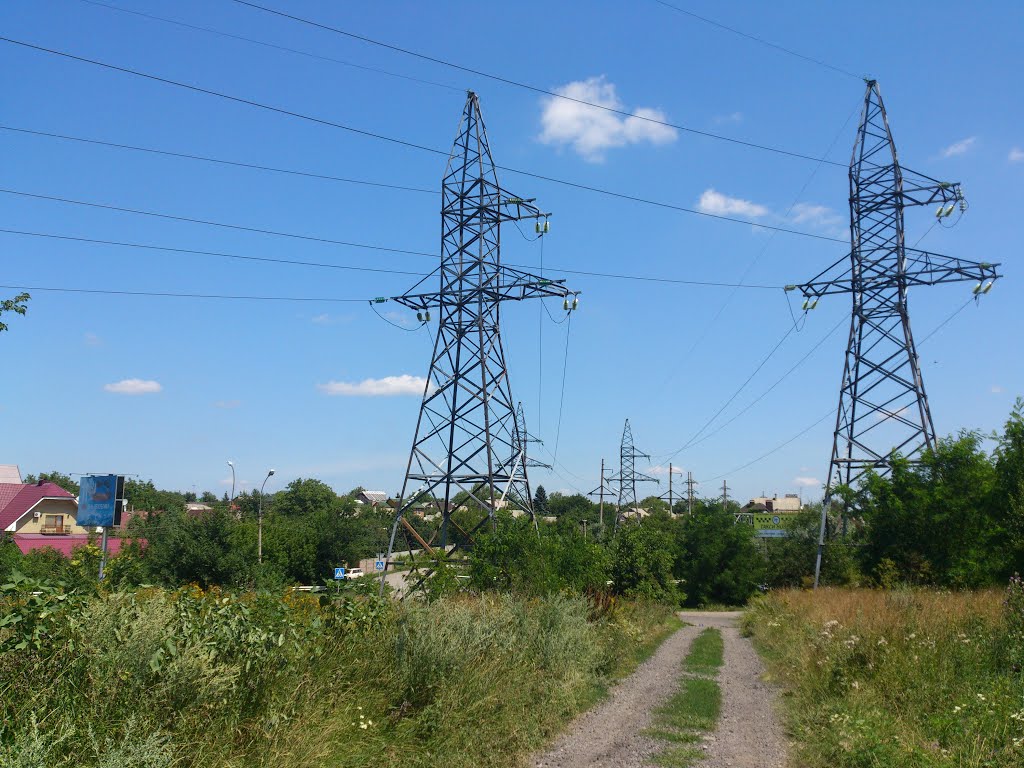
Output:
[0, 575, 679, 768]
[745, 585, 1024, 768]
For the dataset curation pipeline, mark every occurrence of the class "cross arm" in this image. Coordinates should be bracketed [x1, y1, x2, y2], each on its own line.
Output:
[387, 265, 577, 311]
[898, 167, 964, 208]
[789, 249, 1001, 300]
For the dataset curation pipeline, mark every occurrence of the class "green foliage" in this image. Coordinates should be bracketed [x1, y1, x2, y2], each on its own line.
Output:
[533, 484, 549, 515]
[857, 432, 1001, 587]
[683, 627, 724, 676]
[0, 584, 674, 768]
[678, 505, 763, 606]
[0, 292, 29, 333]
[469, 515, 610, 595]
[612, 522, 680, 603]
[1006, 574, 1024, 675]
[763, 507, 859, 588]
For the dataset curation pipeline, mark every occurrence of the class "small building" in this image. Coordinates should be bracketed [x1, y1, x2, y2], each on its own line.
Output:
[1, 481, 83, 536]
[185, 502, 215, 517]
[0, 465, 22, 484]
[355, 490, 389, 507]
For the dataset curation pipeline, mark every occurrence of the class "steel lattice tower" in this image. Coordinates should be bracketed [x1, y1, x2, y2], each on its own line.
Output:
[513, 401, 551, 471]
[382, 92, 577, 584]
[794, 80, 1000, 586]
[609, 419, 658, 527]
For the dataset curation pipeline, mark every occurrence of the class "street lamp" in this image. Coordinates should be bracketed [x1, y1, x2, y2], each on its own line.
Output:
[258, 469, 275, 564]
[227, 460, 235, 502]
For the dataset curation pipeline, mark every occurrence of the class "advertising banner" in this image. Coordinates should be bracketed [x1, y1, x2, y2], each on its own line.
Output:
[78, 474, 119, 528]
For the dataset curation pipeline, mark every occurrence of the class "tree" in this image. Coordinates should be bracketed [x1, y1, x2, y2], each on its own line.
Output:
[611, 522, 680, 603]
[0, 293, 29, 333]
[23, 471, 78, 495]
[679, 503, 764, 606]
[273, 478, 343, 518]
[995, 398, 1024, 575]
[533, 485, 549, 515]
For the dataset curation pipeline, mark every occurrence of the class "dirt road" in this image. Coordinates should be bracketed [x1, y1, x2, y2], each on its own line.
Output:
[532, 611, 787, 768]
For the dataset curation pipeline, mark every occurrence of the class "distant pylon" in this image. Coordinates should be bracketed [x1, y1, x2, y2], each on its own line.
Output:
[793, 80, 1001, 588]
[381, 92, 578, 591]
[608, 419, 658, 527]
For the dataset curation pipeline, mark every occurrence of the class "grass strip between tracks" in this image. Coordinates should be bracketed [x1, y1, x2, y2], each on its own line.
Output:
[647, 626, 724, 767]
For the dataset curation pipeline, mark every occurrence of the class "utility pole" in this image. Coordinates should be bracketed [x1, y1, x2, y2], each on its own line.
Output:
[381, 91, 579, 590]
[587, 458, 615, 533]
[608, 419, 658, 528]
[721, 480, 730, 512]
[792, 80, 1001, 589]
[658, 463, 681, 515]
[686, 471, 696, 516]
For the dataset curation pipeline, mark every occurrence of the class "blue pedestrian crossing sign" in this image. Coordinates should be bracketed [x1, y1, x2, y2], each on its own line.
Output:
[333, 567, 346, 580]
[374, 560, 386, 572]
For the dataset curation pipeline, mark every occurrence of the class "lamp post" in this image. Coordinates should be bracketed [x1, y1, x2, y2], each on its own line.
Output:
[227, 460, 235, 502]
[258, 469, 275, 564]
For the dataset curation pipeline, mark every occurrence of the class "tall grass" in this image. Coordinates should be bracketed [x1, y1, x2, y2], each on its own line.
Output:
[745, 586, 1024, 767]
[0, 575, 675, 768]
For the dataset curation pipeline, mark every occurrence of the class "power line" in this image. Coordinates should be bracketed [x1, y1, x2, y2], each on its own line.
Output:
[697, 296, 983, 483]
[0, 283, 367, 303]
[1, 192, 792, 290]
[0, 125, 436, 195]
[0, 187, 435, 258]
[228, 0, 846, 168]
[0, 227, 429, 278]
[0, 38, 848, 243]
[74, 0, 462, 93]
[651, 0, 863, 81]
[552, 313, 573, 462]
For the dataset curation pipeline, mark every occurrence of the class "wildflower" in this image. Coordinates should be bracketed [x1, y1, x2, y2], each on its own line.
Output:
[977, 694, 986, 702]
[953, 706, 962, 713]
[360, 722, 368, 730]
[851, 681, 860, 690]
[877, 637, 888, 646]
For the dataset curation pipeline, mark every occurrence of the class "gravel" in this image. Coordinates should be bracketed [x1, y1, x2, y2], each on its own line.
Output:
[681, 611, 788, 768]
[531, 611, 788, 768]
[532, 622, 699, 768]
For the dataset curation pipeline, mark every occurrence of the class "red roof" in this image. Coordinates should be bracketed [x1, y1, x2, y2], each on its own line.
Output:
[12, 534, 130, 557]
[0, 482, 76, 531]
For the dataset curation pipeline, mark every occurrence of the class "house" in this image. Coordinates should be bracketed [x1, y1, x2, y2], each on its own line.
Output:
[0, 479, 130, 558]
[0, 464, 22, 484]
[185, 502, 215, 517]
[355, 490, 389, 507]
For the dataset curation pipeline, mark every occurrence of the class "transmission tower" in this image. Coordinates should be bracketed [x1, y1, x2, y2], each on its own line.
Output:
[658, 463, 684, 515]
[382, 92, 578, 585]
[513, 402, 551, 471]
[792, 80, 1001, 588]
[609, 419, 658, 527]
[586, 457, 617, 532]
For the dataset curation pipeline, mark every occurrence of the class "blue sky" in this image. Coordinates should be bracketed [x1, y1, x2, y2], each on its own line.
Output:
[1, 0, 1021, 503]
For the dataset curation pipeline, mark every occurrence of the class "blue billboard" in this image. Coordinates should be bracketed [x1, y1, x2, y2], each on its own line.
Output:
[78, 474, 119, 528]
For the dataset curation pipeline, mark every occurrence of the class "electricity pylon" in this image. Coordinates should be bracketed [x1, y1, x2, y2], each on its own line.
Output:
[608, 419, 658, 527]
[658, 463, 684, 514]
[381, 92, 578, 589]
[513, 402, 551, 471]
[792, 80, 1001, 588]
[586, 458, 617, 532]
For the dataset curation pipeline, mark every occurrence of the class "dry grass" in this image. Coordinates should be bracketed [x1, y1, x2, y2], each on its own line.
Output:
[745, 588, 1023, 768]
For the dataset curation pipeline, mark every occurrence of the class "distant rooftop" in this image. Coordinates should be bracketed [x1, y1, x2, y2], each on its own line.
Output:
[0, 465, 22, 484]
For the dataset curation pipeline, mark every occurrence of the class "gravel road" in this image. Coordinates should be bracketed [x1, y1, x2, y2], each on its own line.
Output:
[685, 611, 788, 768]
[531, 611, 788, 768]
[532, 622, 699, 768]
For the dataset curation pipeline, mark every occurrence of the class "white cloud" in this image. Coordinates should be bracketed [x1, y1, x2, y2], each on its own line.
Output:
[713, 111, 743, 125]
[697, 188, 768, 218]
[991, 385, 1004, 394]
[1009, 147, 1024, 163]
[318, 374, 427, 397]
[104, 378, 162, 395]
[794, 476, 821, 488]
[790, 202, 844, 233]
[539, 76, 677, 162]
[940, 137, 976, 158]
[648, 465, 685, 477]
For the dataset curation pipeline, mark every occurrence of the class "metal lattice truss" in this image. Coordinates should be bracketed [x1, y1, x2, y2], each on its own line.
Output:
[808, 81, 1001, 586]
[797, 80, 1001, 494]
[383, 92, 576, 585]
[607, 419, 658, 527]
[513, 402, 551, 471]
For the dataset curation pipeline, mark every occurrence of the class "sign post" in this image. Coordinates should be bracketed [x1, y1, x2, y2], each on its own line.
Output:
[78, 474, 122, 580]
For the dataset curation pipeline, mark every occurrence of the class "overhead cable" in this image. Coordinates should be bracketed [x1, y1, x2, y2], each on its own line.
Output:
[0, 40, 848, 243]
[228, 0, 846, 168]
[75, 0, 462, 92]
[651, 0, 863, 81]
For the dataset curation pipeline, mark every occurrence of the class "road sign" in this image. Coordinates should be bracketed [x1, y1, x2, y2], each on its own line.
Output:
[753, 513, 795, 538]
[374, 560, 386, 572]
[333, 567, 346, 580]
